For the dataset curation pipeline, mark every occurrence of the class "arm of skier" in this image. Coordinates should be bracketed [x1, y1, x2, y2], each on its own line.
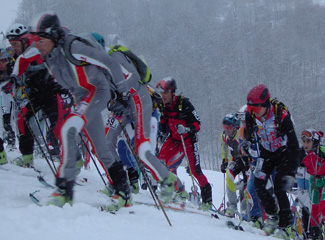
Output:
[281, 113, 299, 175]
[181, 98, 200, 133]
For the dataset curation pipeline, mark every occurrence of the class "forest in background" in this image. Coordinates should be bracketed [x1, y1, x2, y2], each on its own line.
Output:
[11, 0, 325, 170]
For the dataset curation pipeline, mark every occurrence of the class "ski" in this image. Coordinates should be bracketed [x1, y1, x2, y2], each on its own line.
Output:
[37, 175, 55, 188]
[171, 200, 220, 218]
[133, 200, 219, 219]
[226, 220, 244, 231]
[29, 190, 42, 206]
[100, 206, 135, 215]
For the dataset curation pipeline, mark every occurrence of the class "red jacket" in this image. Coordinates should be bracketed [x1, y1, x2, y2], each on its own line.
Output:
[303, 150, 325, 176]
[159, 95, 200, 141]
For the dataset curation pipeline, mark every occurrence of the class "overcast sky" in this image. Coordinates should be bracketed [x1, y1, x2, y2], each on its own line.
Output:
[0, 0, 21, 39]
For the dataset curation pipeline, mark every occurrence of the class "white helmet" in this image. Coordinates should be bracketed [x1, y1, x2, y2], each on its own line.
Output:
[6, 23, 28, 40]
[0, 49, 10, 60]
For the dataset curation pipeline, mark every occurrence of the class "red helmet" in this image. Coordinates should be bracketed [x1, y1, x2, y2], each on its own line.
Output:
[247, 84, 270, 105]
[20, 34, 40, 47]
[156, 77, 177, 92]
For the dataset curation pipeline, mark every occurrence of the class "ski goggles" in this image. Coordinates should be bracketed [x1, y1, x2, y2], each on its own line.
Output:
[301, 130, 313, 140]
[247, 104, 263, 114]
[236, 113, 246, 121]
[222, 124, 233, 131]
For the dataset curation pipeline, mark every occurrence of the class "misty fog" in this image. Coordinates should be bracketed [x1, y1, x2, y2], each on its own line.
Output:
[11, 0, 325, 170]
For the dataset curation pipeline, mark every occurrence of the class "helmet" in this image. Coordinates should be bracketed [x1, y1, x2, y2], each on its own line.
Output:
[156, 77, 177, 92]
[247, 84, 270, 106]
[0, 49, 11, 61]
[28, 11, 61, 40]
[91, 32, 106, 47]
[235, 104, 247, 121]
[20, 34, 40, 47]
[6, 23, 28, 40]
[301, 129, 322, 142]
[222, 113, 240, 129]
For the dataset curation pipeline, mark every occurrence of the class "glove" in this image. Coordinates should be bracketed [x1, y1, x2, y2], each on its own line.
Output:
[58, 87, 70, 95]
[220, 159, 228, 173]
[177, 124, 190, 134]
[185, 165, 191, 176]
[107, 92, 129, 117]
[241, 140, 252, 155]
[241, 156, 250, 171]
[2, 82, 13, 94]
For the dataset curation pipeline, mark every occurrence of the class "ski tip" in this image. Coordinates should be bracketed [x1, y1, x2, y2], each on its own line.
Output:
[226, 220, 235, 228]
[211, 213, 219, 219]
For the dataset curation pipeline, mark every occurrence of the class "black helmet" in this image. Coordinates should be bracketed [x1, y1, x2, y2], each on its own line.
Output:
[28, 11, 61, 40]
[156, 77, 177, 92]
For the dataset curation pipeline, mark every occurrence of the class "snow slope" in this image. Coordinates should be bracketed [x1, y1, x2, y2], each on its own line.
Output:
[0, 150, 278, 240]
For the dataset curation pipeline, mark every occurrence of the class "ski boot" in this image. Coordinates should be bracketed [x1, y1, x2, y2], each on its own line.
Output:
[309, 226, 321, 240]
[75, 158, 84, 176]
[100, 183, 115, 197]
[0, 138, 8, 165]
[200, 201, 212, 211]
[46, 178, 74, 207]
[273, 226, 296, 240]
[200, 183, 213, 212]
[174, 188, 189, 203]
[159, 172, 177, 203]
[250, 216, 263, 230]
[264, 213, 279, 236]
[102, 191, 133, 212]
[13, 154, 33, 168]
[0, 150, 7, 165]
[225, 205, 237, 217]
[103, 161, 133, 211]
[127, 167, 140, 194]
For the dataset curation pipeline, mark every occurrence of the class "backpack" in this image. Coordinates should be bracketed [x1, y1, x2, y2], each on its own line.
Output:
[63, 34, 152, 85]
[269, 98, 290, 137]
[247, 98, 290, 138]
[62, 32, 105, 66]
[108, 45, 151, 84]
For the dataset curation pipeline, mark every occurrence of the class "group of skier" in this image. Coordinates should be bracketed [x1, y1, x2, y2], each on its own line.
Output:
[220, 84, 325, 239]
[0, 11, 213, 212]
[0, 10, 323, 240]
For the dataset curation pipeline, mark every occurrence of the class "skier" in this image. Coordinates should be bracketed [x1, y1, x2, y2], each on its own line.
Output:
[156, 77, 213, 210]
[220, 113, 249, 217]
[296, 129, 314, 239]
[302, 130, 324, 240]
[93, 33, 159, 195]
[6, 23, 66, 167]
[236, 106, 264, 228]
[29, 11, 177, 210]
[0, 49, 16, 150]
[245, 84, 299, 238]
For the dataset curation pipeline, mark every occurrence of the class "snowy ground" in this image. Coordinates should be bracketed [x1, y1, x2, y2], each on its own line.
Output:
[0, 149, 278, 240]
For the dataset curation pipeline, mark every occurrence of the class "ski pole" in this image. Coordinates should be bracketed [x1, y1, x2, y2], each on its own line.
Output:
[223, 171, 226, 213]
[118, 119, 172, 226]
[24, 92, 58, 172]
[180, 134, 200, 203]
[118, 120, 158, 208]
[10, 92, 57, 176]
[78, 132, 107, 186]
